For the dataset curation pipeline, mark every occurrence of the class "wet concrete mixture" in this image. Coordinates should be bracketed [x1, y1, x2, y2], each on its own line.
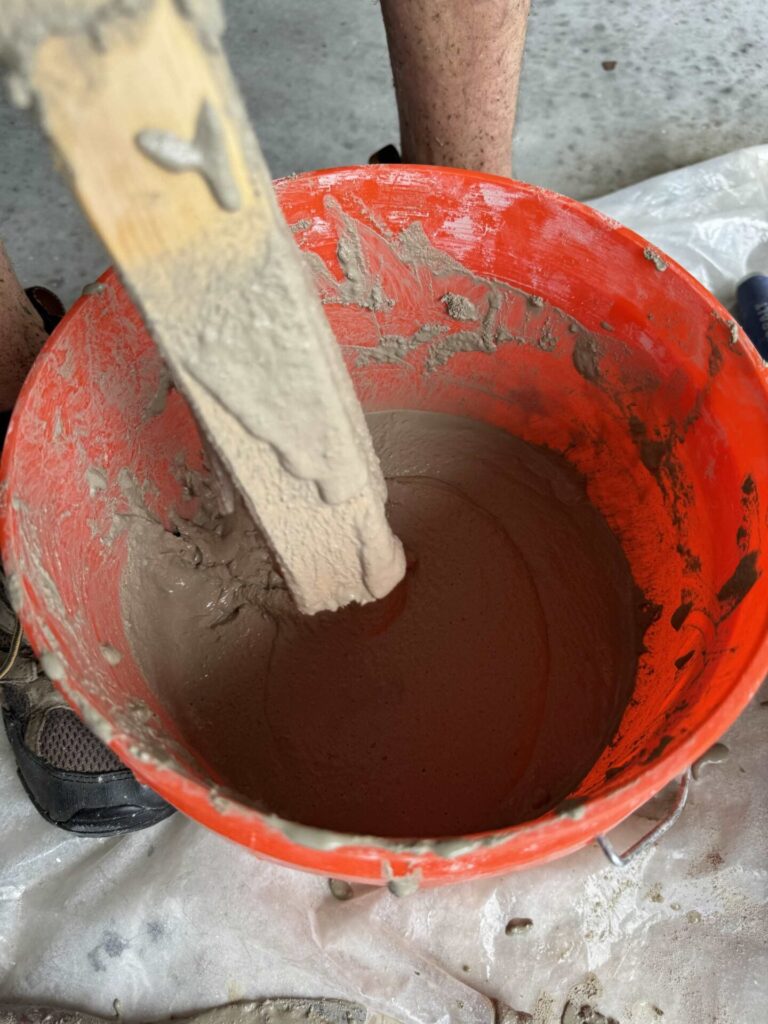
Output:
[123, 408, 643, 838]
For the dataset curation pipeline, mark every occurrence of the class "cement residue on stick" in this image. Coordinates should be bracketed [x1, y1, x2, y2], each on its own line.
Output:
[134, 205, 405, 613]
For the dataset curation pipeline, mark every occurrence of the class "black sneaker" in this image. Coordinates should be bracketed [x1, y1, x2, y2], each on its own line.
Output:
[0, 588, 175, 835]
[0, 286, 173, 835]
[369, 144, 401, 165]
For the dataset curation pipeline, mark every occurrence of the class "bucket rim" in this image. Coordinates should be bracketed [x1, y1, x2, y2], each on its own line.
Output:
[3, 165, 767, 882]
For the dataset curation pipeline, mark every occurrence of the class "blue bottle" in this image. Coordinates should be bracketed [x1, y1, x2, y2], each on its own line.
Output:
[736, 273, 768, 360]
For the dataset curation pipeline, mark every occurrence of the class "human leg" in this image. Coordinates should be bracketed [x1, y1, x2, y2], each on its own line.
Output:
[379, 0, 530, 177]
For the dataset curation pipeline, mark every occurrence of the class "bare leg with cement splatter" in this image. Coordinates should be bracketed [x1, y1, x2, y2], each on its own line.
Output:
[0, 240, 46, 412]
[380, 0, 530, 177]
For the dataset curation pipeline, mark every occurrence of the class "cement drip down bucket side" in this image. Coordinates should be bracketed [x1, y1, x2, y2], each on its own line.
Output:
[2, 166, 768, 886]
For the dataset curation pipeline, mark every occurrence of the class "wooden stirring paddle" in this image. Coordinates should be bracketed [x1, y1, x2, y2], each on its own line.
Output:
[2, 0, 404, 614]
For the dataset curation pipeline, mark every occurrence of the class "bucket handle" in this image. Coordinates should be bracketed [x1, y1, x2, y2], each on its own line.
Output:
[596, 769, 691, 867]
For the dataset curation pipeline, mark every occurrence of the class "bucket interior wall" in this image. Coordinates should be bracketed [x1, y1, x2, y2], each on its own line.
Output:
[3, 167, 767, 882]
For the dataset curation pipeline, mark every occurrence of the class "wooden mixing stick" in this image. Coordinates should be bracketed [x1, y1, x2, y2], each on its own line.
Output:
[3, 0, 405, 613]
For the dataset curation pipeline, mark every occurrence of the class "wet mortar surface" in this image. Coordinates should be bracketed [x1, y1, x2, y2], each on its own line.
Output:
[123, 410, 643, 838]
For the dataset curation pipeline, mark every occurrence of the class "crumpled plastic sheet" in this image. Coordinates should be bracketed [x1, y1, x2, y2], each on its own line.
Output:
[1, 148, 767, 1024]
[590, 144, 768, 309]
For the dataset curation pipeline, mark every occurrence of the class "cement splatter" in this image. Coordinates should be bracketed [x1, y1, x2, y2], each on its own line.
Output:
[86, 467, 108, 496]
[327, 878, 354, 901]
[100, 644, 123, 666]
[642, 248, 668, 272]
[442, 292, 479, 321]
[81, 281, 106, 297]
[691, 741, 729, 780]
[39, 650, 65, 681]
[572, 335, 602, 382]
[136, 100, 241, 212]
[383, 862, 422, 897]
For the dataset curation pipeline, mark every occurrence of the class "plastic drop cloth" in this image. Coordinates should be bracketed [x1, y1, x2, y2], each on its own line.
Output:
[1, 148, 767, 1024]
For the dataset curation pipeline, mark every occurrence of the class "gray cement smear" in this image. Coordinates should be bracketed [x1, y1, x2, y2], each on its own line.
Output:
[0, 0, 406, 616]
[307, 200, 582, 375]
[443, 292, 479, 321]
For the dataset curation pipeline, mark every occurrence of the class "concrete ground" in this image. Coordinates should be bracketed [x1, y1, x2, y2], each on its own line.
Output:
[0, 0, 765, 306]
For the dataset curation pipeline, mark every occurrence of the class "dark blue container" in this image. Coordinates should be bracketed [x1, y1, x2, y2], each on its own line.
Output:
[736, 273, 768, 360]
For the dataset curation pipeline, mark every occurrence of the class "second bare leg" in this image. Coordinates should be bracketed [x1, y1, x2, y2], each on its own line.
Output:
[380, 0, 530, 178]
[0, 241, 47, 412]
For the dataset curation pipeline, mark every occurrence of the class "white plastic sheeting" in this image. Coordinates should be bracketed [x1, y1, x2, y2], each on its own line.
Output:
[1, 148, 767, 1024]
[590, 145, 768, 309]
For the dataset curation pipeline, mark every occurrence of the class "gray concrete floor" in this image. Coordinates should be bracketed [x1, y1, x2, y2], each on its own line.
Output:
[0, 0, 765, 306]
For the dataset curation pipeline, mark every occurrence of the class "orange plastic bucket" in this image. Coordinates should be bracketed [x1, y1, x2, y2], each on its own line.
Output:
[3, 167, 767, 886]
